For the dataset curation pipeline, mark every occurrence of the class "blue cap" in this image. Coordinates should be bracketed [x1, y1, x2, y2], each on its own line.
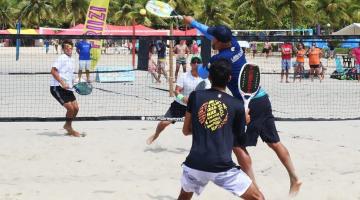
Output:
[207, 25, 232, 43]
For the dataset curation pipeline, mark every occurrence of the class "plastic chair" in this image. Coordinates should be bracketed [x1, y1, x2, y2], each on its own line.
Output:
[335, 57, 345, 73]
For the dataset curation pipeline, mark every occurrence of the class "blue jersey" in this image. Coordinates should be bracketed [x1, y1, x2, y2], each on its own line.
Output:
[190, 20, 266, 99]
[76, 41, 92, 60]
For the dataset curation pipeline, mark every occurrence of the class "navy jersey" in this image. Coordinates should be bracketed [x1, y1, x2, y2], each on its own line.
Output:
[190, 20, 266, 99]
[156, 41, 166, 59]
[184, 89, 246, 172]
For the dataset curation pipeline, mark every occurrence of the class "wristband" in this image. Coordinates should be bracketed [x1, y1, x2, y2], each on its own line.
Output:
[176, 94, 185, 101]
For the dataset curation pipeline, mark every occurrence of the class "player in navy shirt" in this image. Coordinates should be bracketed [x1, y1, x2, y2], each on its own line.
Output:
[75, 39, 92, 82]
[183, 16, 301, 196]
[178, 59, 264, 200]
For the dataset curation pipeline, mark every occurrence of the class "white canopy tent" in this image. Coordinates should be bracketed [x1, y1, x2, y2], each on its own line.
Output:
[332, 23, 360, 35]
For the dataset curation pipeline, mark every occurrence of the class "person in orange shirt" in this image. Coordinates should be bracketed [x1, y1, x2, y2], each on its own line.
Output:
[293, 43, 305, 82]
[307, 43, 323, 82]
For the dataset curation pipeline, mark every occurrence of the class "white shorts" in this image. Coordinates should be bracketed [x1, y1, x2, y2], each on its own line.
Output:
[180, 164, 252, 196]
[79, 60, 91, 70]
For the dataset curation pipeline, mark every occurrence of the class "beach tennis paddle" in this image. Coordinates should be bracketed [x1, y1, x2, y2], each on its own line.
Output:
[73, 82, 93, 95]
[145, 0, 183, 19]
[61, 78, 93, 95]
[238, 63, 261, 109]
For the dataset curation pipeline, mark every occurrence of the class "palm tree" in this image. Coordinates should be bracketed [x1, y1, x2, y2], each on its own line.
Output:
[274, 0, 311, 30]
[0, 0, 15, 29]
[310, 0, 351, 30]
[16, 0, 54, 28]
[114, 0, 156, 27]
[195, 0, 234, 27]
[232, 0, 279, 29]
[54, 0, 89, 27]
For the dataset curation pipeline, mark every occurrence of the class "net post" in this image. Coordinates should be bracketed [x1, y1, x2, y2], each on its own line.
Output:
[168, 23, 175, 97]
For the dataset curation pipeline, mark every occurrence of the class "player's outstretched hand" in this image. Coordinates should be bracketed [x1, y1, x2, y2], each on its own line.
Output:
[183, 16, 194, 25]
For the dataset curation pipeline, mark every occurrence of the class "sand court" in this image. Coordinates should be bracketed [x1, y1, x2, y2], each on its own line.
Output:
[0, 120, 359, 200]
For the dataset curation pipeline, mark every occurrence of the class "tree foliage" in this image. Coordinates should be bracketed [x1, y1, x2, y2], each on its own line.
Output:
[0, 0, 359, 31]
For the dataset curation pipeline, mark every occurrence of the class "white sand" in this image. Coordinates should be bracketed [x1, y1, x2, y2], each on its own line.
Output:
[0, 120, 360, 200]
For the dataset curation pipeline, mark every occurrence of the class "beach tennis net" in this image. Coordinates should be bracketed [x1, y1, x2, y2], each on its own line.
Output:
[0, 35, 359, 121]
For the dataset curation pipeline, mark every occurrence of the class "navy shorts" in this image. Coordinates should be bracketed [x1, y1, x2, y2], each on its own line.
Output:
[241, 95, 280, 147]
[50, 86, 76, 105]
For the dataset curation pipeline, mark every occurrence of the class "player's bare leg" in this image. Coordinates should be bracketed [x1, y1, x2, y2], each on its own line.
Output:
[147, 120, 173, 144]
[233, 147, 258, 188]
[267, 142, 302, 196]
[63, 101, 80, 137]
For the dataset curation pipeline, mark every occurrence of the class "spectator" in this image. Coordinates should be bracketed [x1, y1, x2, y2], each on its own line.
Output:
[174, 40, 190, 82]
[148, 48, 161, 83]
[190, 40, 200, 56]
[262, 41, 272, 58]
[280, 42, 292, 83]
[307, 42, 323, 82]
[293, 43, 305, 82]
[155, 40, 168, 81]
[75, 38, 92, 82]
[351, 42, 360, 82]
[250, 42, 257, 58]
[44, 39, 50, 54]
[52, 39, 59, 54]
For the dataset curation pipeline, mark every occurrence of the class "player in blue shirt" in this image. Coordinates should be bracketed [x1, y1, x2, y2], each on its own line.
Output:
[179, 59, 264, 200]
[183, 16, 301, 196]
[75, 39, 92, 82]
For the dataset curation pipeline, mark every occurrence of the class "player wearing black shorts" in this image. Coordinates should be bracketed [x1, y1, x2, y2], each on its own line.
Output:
[146, 56, 203, 145]
[183, 16, 301, 196]
[50, 40, 81, 137]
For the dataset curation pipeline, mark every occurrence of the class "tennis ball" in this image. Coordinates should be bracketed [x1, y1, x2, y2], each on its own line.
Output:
[140, 9, 146, 16]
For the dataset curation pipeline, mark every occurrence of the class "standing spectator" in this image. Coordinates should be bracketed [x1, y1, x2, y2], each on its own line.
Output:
[148, 47, 161, 83]
[75, 38, 92, 83]
[190, 40, 200, 56]
[44, 39, 50, 54]
[307, 42, 323, 82]
[155, 40, 168, 82]
[262, 41, 272, 58]
[293, 43, 305, 82]
[328, 41, 336, 59]
[351, 42, 360, 82]
[174, 40, 190, 82]
[280, 42, 292, 83]
[53, 39, 59, 54]
[250, 42, 257, 58]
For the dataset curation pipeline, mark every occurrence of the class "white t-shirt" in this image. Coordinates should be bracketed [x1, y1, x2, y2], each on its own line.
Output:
[50, 54, 75, 90]
[175, 71, 203, 106]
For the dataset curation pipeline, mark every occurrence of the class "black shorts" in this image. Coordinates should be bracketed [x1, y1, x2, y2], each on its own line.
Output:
[239, 95, 280, 147]
[262, 48, 269, 54]
[164, 101, 187, 123]
[310, 64, 320, 68]
[50, 86, 76, 105]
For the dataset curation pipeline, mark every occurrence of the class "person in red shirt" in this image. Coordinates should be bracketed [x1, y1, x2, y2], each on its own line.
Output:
[280, 42, 293, 83]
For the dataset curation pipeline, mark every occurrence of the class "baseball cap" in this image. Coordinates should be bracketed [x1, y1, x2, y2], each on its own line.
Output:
[191, 56, 202, 63]
[207, 25, 232, 43]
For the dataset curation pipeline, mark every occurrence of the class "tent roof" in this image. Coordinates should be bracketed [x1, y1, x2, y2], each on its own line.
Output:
[332, 23, 360, 35]
[7, 29, 38, 34]
[0, 30, 9, 34]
